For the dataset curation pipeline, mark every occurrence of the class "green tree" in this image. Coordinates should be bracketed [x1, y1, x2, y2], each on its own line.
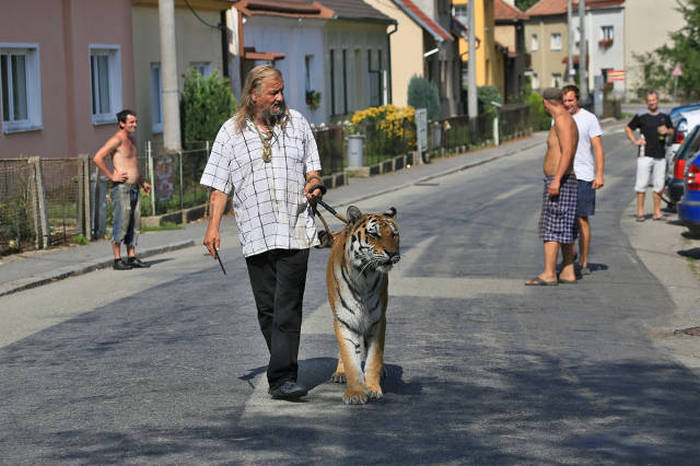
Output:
[180, 68, 237, 145]
[515, 0, 538, 12]
[633, 0, 700, 100]
[477, 85, 503, 118]
[407, 75, 441, 120]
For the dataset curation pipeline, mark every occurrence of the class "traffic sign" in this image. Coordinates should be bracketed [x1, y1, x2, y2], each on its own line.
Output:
[672, 63, 683, 77]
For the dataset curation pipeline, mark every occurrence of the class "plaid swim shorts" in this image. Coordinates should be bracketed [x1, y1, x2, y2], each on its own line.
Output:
[538, 174, 579, 243]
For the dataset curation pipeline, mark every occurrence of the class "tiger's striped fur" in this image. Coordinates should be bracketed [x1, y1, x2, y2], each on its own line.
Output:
[326, 205, 400, 405]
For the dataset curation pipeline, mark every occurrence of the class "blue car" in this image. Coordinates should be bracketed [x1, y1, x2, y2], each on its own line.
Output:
[678, 149, 700, 235]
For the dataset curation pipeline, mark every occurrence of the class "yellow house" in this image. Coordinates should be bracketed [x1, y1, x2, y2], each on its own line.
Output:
[452, 0, 506, 95]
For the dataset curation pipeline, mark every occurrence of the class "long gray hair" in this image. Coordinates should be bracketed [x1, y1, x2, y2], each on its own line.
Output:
[234, 65, 284, 132]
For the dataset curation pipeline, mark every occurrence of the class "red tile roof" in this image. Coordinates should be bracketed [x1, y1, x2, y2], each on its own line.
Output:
[234, 0, 335, 19]
[394, 0, 453, 42]
[526, 0, 624, 16]
[495, 0, 529, 22]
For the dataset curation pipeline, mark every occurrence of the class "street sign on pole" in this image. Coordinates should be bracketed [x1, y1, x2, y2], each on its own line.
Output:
[672, 63, 683, 77]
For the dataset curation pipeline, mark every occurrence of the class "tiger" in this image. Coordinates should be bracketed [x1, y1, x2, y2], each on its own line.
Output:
[325, 205, 400, 405]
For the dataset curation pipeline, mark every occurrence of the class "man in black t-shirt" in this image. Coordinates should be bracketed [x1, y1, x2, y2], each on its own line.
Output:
[625, 91, 674, 221]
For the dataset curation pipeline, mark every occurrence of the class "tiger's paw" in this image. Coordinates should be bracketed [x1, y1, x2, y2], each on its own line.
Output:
[367, 388, 383, 401]
[329, 372, 346, 383]
[343, 389, 368, 405]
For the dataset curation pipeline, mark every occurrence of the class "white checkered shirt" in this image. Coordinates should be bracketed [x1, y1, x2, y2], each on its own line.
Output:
[200, 109, 322, 257]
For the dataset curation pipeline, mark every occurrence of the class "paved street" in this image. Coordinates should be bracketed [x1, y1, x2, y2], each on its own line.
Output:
[1, 127, 699, 464]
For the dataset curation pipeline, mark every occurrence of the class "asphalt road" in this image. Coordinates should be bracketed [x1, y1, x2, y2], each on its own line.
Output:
[1, 129, 699, 464]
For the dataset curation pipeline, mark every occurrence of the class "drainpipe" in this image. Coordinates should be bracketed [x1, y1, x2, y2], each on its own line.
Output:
[386, 22, 398, 104]
[220, 10, 229, 78]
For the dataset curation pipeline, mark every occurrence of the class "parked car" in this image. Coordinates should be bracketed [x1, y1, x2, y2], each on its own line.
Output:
[669, 102, 700, 126]
[666, 108, 700, 161]
[678, 149, 700, 235]
[665, 125, 700, 205]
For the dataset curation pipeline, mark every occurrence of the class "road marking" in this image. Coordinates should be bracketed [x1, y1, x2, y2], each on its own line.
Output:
[493, 185, 533, 202]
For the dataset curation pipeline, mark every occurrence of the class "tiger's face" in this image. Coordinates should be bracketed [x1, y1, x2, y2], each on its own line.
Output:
[345, 206, 400, 273]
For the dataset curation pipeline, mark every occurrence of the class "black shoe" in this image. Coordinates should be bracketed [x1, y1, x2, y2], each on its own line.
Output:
[268, 381, 308, 400]
[128, 257, 150, 268]
[113, 259, 132, 270]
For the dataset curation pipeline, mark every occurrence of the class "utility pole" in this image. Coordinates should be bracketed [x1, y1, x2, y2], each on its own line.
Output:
[467, 0, 477, 120]
[159, 0, 182, 151]
[567, 0, 574, 82]
[578, 0, 588, 103]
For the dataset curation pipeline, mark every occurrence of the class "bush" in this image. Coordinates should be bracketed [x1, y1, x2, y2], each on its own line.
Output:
[180, 68, 237, 145]
[407, 76, 440, 120]
[477, 86, 503, 118]
[526, 91, 551, 130]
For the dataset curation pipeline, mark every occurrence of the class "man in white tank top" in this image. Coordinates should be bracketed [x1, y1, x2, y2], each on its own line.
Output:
[562, 85, 604, 277]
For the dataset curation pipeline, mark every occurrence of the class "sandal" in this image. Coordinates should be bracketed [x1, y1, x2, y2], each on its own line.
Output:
[635, 215, 646, 222]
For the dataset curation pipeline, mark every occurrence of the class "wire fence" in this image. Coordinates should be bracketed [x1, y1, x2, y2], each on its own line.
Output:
[0, 105, 536, 253]
[0, 157, 89, 254]
[0, 160, 38, 254]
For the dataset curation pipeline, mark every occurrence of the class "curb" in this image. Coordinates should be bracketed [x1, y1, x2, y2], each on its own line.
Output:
[0, 240, 195, 298]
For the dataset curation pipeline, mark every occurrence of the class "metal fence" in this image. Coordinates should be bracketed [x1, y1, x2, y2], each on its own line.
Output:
[0, 105, 536, 253]
[363, 117, 417, 167]
[312, 125, 345, 174]
[499, 103, 532, 141]
[0, 156, 90, 254]
[141, 142, 210, 217]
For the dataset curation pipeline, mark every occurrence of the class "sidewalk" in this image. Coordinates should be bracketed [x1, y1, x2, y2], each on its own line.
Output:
[0, 132, 551, 297]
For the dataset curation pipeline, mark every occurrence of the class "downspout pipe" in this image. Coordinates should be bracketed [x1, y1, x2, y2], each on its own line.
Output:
[386, 22, 398, 104]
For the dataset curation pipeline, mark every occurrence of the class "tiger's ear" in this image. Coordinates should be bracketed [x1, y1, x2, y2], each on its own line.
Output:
[347, 205, 362, 223]
[383, 207, 397, 219]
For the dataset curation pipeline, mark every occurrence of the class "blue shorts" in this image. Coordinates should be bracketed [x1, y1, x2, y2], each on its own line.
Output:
[539, 175, 579, 243]
[111, 183, 140, 246]
[576, 180, 596, 217]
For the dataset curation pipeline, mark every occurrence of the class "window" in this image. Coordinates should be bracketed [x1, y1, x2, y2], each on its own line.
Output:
[330, 49, 347, 116]
[151, 63, 162, 134]
[601, 25, 614, 40]
[190, 61, 212, 78]
[453, 4, 468, 25]
[552, 73, 562, 87]
[90, 45, 122, 125]
[531, 34, 539, 51]
[0, 43, 42, 133]
[531, 72, 539, 89]
[304, 55, 313, 92]
[550, 33, 562, 51]
[368, 49, 383, 107]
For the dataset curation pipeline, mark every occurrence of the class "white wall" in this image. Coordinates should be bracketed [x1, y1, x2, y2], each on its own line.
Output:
[588, 7, 625, 96]
[624, 0, 684, 100]
[244, 16, 326, 125]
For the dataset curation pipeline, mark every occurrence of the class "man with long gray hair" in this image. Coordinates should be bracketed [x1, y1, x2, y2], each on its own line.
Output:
[201, 65, 324, 400]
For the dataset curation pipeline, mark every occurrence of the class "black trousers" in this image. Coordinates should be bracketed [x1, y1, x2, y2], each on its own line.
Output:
[245, 248, 309, 388]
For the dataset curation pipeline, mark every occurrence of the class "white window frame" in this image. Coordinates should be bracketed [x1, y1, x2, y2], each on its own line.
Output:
[453, 4, 468, 25]
[151, 63, 163, 134]
[601, 25, 614, 41]
[552, 73, 562, 87]
[89, 44, 122, 125]
[0, 43, 42, 134]
[550, 33, 562, 51]
[190, 61, 212, 78]
[531, 34, 539, 51]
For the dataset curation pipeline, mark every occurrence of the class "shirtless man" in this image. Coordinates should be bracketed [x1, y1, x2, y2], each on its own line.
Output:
[525, 88, 579, 286]
[93, 109, 152, 270]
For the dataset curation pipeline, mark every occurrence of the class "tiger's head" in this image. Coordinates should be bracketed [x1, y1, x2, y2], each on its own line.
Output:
[345, 205, 400, 273]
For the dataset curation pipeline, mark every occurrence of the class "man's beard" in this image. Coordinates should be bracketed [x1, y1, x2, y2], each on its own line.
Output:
[261, 101, 287, 127]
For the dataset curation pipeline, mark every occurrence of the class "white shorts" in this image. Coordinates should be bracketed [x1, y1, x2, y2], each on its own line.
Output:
[634, 156, 666, 193]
